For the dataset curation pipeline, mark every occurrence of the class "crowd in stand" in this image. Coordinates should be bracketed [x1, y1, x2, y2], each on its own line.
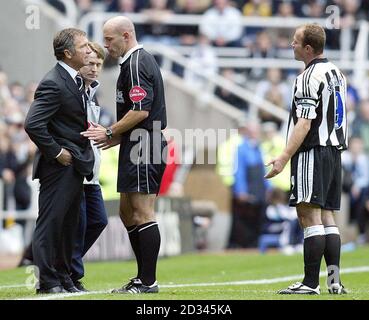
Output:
[0, 68, 36, 215]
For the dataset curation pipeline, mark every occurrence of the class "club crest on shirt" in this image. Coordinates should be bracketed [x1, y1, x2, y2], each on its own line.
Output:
[129, 86, 147, 103]
[116, 90, 124, 103]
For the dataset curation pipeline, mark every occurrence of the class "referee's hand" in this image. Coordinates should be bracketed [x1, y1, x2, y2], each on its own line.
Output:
[81, 123, 107, 144]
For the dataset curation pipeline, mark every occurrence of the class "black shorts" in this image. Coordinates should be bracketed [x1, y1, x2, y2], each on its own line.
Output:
[117, 130, 167, 194]
[289, 146, 342, 210]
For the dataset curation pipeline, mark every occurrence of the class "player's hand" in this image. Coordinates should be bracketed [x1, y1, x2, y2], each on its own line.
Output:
[56, 148, 72, 166]
[80, 123, 108, 144]
[264, 155, 289, 179]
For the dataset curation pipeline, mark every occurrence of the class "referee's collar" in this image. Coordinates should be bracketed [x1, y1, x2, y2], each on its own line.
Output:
[120, 44, 144, 65]
[305, 57, 328, 70]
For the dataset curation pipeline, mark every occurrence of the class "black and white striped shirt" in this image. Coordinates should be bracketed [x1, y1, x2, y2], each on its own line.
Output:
[287, 58, 348, 151]
[116, 45, 167, 134]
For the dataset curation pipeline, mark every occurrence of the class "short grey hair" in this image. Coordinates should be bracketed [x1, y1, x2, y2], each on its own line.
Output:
[53, 28, 86, 61]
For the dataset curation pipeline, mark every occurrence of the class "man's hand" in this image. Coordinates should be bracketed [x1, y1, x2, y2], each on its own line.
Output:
[81, 123, 108, 144]
[264, 154, 289, 179]
[95, 135, 121, 150]
[56, 148, 72, 166]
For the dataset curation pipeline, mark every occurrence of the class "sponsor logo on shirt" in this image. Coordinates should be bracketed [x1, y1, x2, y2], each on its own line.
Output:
[129, 86, 147, 103]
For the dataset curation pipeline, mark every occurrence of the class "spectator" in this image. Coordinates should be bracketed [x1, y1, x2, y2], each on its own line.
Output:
[216, 118, 244, 188]
[200, 0, 243, 47]
[345, 76, 360, 126]
[140, 0, 178, 45]
[259, 187, 302, 254]
[106, 0, 144, 37]
[241, 0, 272, 41]
[254, 68, 290, 127]
[341, 137, 369, 243]
[228, 120, 269, 248]
[75, 0, 93, 16]
[215, 68, 248, 111]
[352, 99, 369, 154]
[174, 0, 203, 46]
[20, 82, 38, 115]
[301, 0, 324, 18]
[260, 121, 290, 193]
[247, 30, 276, 80]
[0, 71, 11, 103]
[8, 82, 25, 104]
[276, 0, 295, 17]
[184, 34, 218, 89]
[106, 0, 145, 12]
[175, 0, 210, 13]
[242, 0, 272, 17]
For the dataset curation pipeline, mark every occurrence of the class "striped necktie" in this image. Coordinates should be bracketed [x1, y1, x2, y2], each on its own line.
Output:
[75, 74, 87, 110]
[75, 74, 84, 93]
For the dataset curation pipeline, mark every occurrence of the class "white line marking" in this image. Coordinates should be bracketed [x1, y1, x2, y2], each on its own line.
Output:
[7, 266, 369, 300]
[0, 284, 28, 289]
[16, 290, 110, 300]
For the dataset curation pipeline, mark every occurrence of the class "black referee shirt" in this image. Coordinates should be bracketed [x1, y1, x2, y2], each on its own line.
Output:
[116, 45, 167, 135]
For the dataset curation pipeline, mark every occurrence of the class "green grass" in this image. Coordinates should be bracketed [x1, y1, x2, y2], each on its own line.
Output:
[1, 246, 369, 300]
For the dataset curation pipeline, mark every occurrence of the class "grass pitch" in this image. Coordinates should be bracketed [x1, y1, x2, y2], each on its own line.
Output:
[1, 246, 369, 300]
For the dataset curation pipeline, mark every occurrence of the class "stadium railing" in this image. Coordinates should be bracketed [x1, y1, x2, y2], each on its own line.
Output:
[145, 43, 289, 123]
[78, 12, 369, 107]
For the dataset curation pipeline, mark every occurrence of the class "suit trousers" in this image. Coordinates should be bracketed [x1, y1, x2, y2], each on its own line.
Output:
[71, 184, 108, 281]
[32, 160, 84, 290]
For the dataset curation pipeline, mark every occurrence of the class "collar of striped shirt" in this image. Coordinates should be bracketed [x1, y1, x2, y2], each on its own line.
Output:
[305, 57, 328, 70]
[120, 44, 144, 65]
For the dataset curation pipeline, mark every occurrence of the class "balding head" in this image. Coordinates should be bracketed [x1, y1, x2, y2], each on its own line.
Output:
[103, 16, 138, 58]
[104, 16, 135, 35]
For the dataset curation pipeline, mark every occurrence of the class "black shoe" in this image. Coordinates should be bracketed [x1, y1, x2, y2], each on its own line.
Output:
[111, 278, 159, 294]
[36, 285, 68, 295]
[74, 280, 88, 292]
[17, 258, 33, 268]
[64, 285, 81, 293]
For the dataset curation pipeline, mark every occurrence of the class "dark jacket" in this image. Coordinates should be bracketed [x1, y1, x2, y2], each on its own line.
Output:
[24, 63, 94, 179]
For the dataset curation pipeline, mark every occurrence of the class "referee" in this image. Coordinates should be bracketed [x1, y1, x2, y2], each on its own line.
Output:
[265, 24, 348, 295]
[81, 16, 167, 294]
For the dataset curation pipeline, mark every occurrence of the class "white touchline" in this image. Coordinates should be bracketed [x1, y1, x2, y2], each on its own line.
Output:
[7, 266, 369, 300]
[16, 290, 109, 300]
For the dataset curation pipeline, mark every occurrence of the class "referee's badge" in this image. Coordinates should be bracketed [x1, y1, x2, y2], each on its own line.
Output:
[129, 86, 147, 103]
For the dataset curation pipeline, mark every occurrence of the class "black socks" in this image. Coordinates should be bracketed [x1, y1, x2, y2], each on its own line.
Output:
[323, 225, 341, 285]
[302, 225, 326, 288]
[127, 222, 161, 286]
